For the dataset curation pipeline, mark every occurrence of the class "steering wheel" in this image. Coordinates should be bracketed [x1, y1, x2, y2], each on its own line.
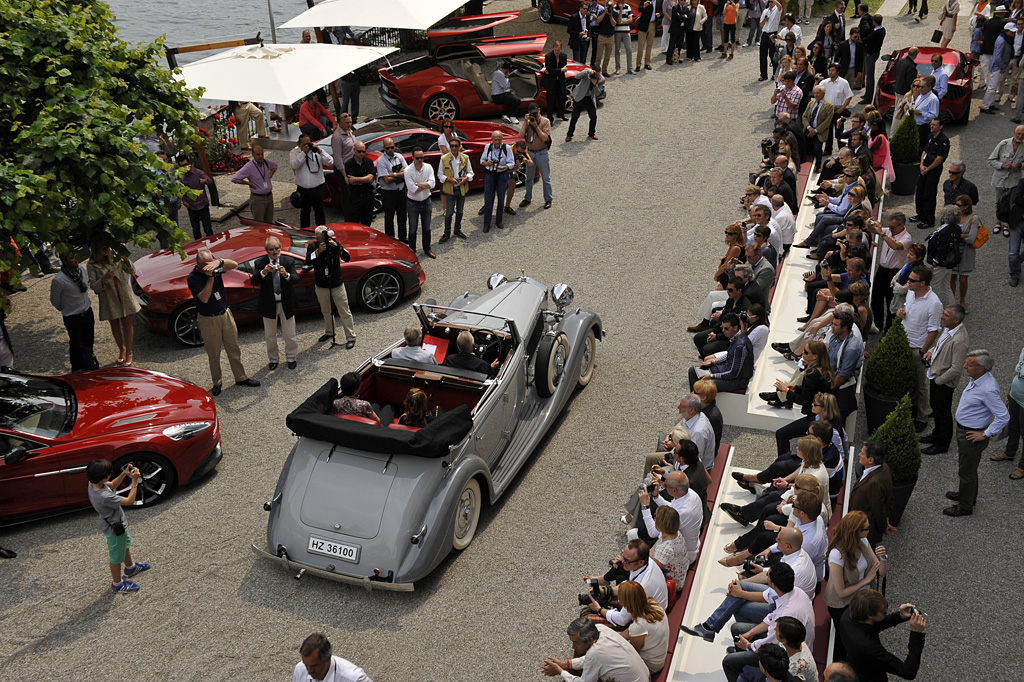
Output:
[474, 331, 503, 363]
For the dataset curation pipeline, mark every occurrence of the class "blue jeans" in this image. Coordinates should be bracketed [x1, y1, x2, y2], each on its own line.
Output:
[1010, 223, 1024, 278]
[407, 197, 432, 253]
[525, 149, 552, 203]
[807, 211, 845, 245]
[704, 580, 774, 632]
[442, 192, 465, 238]
[483, 171, 508, 227]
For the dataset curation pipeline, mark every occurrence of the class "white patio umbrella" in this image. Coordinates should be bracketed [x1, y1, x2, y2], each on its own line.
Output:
[177, 43, 396, 105]
[280, 0, 467, 31]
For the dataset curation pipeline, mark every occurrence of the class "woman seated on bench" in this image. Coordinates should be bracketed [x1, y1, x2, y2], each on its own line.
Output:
[331, 372, 382, 424]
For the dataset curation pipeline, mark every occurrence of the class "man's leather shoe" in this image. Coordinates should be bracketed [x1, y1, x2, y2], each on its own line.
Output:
[346, 339, 356, 350]
[438, 235, 450, 243]
[588, 134, 599, 140]
[797, 315, 811, 323]
[919, 432, 936, 443]
[236, 378, 260, 387]
[287, 361, 297, 369]
[496, 223, 504, 230]
[687, 322, 710, 332]
[720, 503, 748, 526]
[945, 491, 959, 501]
[565, 135, 572, 142]
[503, 205, 516, 216]
[318, 333, 333, 343]
[519, 199, 531, 208]
[758, 76, 768, 81]
[1010, 277, 1020, 287]
[914, 419, 928, 433]
[759, 391, 779, 403]
[726, 646, 741, 654]
[771, 342, 792, 354]
[426, 251, 437, 259]
[268, 362, 278, 370]
[483, 225, 490, 233]
[210, 385, 222, 396]
[943, 505, 972, 517]
[0, 546, 16, 559]
[544, 201, 552, 209]
[921, 445, 947, 455]
[909, 215, 920, 222]
[454, 231, 468, 239]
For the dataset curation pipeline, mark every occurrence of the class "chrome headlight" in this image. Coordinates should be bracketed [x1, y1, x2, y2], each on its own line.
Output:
[551, 283, 574, 311]
[163, 422, 212, 441]
[487, 273, 508, 290]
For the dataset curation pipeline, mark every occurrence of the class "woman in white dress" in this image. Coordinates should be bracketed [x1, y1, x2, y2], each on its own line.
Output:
[939, 0, 960, 48]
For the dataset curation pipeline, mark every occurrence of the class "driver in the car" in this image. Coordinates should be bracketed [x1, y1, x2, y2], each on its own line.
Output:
[443, 330, 499, 377]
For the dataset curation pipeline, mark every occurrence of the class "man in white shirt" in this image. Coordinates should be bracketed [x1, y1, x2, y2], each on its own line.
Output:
[741, 527, 817, 599]
[391, 325, 438, 364]
[822, 64, 853, 154]
[404, 147, 436, 259]
[582, 538, 669, 624]
[638, 471, 703, 562]
[294, 633, 373, 682]
[758, 0, 783, 81]
[898, 265, 944, 425]
[671, 393, 716, 469]
[289, 135, 333, 228]
[542, 617, 651, 682]
[490, 61, 521, 124]
[769, 193, 796, 251]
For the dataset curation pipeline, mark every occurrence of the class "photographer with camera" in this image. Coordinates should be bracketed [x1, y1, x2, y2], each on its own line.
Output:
[566, 68, 603, 142]
[503, 141, 533, 217]
[480, 131, 514, 232]
[289, 134, 333, 228]
[187, 249, 261, 396]
[580, 538, 668, 626]
[305, 225, 356, 349]
[87, 459, 151, 593]
[635, 470, 703, 564]
[838, 589, 926, 682]
[520, 103, 553, 210]
[251, 236, 300, 370]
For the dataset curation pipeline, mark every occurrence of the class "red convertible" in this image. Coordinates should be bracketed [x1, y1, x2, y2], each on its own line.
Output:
[874, 46, 974, 125]
[378, 34, 601, 121]
[133, 222, 425, 346]
[1, 368, 221, 524]
[316, 115, 532, 210]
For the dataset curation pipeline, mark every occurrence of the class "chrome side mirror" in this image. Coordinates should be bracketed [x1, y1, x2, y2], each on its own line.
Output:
[551, 283, 574, 311]
[487, 273, 507, 290]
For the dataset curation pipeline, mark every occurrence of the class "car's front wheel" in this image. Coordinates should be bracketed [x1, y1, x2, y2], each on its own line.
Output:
[565, 83, 575, 113]
[112, 453, 178, 508]
[578, 327, 597, 388]
[358, 268, 404, 312]
[536, 332, 569, 398]
[424, 95, 459, 121]
[170, 303, 203, 347]
[452, 478, 481, 551]
[538, 0, 554, 22]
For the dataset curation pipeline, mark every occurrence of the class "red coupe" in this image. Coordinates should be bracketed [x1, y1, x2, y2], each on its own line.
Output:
[1, 368, 221, 524]
[316, 115, 532, 210]
[132, 222, 425, 347]
[874, 46, 975, 125]
[377, 34, 601, 121]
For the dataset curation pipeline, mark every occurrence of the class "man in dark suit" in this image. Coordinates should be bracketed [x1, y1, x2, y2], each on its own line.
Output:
[568, 4, 590, 63]
[835, 27, 864, 87]
[689, 313, 755, 392]
[693, 278, 750, 355]
[444, 330, 499, 376]
[793, 57, 815, 118]
[251, 236, 300, 370]
[848, 442, 893, 547]
[544, 41, 569, 122]
[826, 1, 846, 35]
[860, 14, 885, 103]
[838, 590, 926, 682]
[892, 46, 918, 99]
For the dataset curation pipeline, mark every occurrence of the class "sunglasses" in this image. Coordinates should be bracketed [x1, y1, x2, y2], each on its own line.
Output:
[908, 278, 922, 283]
[383, 145, 395, 150]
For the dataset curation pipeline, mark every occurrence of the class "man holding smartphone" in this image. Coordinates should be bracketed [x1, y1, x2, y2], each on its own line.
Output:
[87, 459, 150, 593]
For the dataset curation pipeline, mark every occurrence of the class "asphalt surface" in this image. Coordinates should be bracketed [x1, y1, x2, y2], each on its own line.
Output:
[2, 3, 1023, 681]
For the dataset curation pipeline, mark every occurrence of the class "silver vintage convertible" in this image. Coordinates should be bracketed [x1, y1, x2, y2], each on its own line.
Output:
[252, 274, 602, 590]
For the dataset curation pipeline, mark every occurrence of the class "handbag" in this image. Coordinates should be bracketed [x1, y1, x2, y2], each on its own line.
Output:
[931, 28, 943, 43]
[969, 215, 990, 249]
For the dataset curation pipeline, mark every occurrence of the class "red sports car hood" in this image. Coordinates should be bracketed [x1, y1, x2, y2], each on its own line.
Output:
[321, 222, 419, 263]
[452, 120, 521, 142]
[61, 368, 216, 439]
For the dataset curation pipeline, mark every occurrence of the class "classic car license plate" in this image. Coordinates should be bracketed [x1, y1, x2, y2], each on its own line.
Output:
[307, 535, 360, 563]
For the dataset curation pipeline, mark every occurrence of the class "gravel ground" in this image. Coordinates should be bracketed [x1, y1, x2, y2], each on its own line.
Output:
[2, 4, 1022, 681]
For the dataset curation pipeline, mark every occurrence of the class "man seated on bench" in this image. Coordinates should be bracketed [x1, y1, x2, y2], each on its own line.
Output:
[580, 538, 669, 625]
[688, 313, 755, 394]
[443, 330, 499, 377]
[633, 471, 702, 565]
[391, 324, 437, 364]
[330, 372, 382, 424]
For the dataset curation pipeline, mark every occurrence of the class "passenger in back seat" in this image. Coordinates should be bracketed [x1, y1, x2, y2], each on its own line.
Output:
[398, 388, 432, 428]
[331, 372, 382, 424]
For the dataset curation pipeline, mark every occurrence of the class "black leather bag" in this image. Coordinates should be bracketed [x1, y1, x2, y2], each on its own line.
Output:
[111, 521, 126, 536]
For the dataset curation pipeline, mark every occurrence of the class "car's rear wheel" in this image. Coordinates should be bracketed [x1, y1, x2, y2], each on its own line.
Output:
[112, 453, 177, 508]
[358, 268, 404, 312]
[452, 478, 481, 551]
[170, 303, 203, 347]
[538, 0, 554, 22]
[578, 328, 597, 388]
[424, 95, 459, 121]
[536, 332, 569, 398]
[373, 187, 383, 214]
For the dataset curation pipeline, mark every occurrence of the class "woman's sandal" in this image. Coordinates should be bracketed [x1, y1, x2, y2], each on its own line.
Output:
[723, 542, 738, 554]
[782, 351, 799, 362]
[718, 555, 744, 567]
[990, 452, 1015, 462]
[1011, 469, 1024, 480]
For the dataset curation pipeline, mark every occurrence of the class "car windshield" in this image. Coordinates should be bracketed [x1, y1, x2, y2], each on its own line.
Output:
[916, 63, 953, 76]
[0, 374, 75, 438]
[415, 304, 513, 336]
[282, 227, 318, 257]
[354, 116, 442, 144]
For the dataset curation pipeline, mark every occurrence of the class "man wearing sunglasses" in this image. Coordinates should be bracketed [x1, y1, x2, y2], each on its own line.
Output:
[343, 142, 376, 227]
[375, 137, 408, 243]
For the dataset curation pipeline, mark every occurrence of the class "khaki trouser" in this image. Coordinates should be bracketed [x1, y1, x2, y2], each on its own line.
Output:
[597, 35, 614, 73]
[315, 284, 356, 341]
[636, 25, 657, 68]
[249, 192, 274, 223]
[263, 302, 298, 363]
[913, 348, 931, 421]
[234, 102, 266, 147]
[197, 310, 247, 387]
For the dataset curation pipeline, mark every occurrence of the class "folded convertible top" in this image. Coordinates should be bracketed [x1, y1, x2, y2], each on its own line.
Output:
[285, 379, 474, 458]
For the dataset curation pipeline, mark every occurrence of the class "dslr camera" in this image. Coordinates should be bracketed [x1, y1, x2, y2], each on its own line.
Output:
[577, 577, 603, 605]
[739, 310, 749, 325]
[742, 555, 769, 573]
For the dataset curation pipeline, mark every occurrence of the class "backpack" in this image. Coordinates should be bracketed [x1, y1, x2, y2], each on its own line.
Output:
[996, 178, 1024, 223]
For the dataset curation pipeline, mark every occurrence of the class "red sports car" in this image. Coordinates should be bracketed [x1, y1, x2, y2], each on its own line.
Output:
[133, 222, 425, 347]
[377, 34, 602, 121]
[539, 0, 648, 34]
[0, 368, 221, 524]
[316, 115, 533, 209]
[427, 11, 521, 47]
[874, 46, 974, 125]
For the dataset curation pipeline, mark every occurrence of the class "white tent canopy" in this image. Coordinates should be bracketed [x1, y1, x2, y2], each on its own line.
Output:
[280, 0, 467, 31]
[177, 43, 395, 105]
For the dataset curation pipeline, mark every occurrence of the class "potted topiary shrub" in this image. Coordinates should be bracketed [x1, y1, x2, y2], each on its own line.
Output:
[869, 394, 921, 526]
[889, 111, 921, 196]
[863, 318, 917, 434]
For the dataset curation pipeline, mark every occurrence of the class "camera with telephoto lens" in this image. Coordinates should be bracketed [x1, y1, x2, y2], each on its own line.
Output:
[577, 578, 602, 605]
[742, 555, 769, 573]
[837, 238, 849, 247]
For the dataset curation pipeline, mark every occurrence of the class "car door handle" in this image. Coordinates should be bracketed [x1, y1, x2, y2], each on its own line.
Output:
[502, 392, 510, 402]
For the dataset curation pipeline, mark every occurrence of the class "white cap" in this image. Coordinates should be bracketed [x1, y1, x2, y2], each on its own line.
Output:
[1006, 20, 1017, 30]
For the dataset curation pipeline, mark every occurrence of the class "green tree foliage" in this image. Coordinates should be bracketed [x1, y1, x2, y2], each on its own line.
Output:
[869, 394, 921, 484]
[0, 0, 202, 297]
[864, 318, 917, 400]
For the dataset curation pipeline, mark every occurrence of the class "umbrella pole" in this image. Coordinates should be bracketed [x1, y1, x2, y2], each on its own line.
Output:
[266, 0, 278, 43]
[195, 144, 221, 206]
[311, 22, 343, 121]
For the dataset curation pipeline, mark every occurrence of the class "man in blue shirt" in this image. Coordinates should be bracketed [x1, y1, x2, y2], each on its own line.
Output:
[946, 350, 1010, 516]
[929, 52, 949, 98]
[827, 309, 863, 420]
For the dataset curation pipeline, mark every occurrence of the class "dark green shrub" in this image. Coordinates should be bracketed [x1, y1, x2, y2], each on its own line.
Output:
[869, 394, 921, 484]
